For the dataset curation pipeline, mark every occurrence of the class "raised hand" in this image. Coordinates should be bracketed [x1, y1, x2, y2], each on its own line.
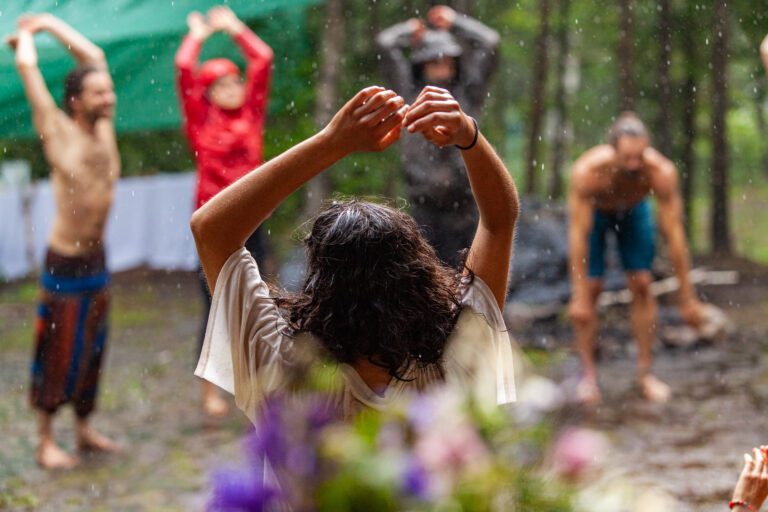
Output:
[324, 86, 407, 154]
[731, 447, 768, 511]
[16, 13, 55, 34]
[404, 86, 475, 148]
[207, 6, 245, 36]
[408, 18, 427, 45]
[428, 6, 456, 31]
[187, 11, 213, 40]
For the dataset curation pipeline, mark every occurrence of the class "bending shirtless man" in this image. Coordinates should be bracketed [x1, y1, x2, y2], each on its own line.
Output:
[8, 14, 120, 468]
[568, 113, 704, 405]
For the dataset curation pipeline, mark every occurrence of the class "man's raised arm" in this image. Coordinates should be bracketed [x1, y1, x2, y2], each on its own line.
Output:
[376, 20, 421, 98]
[7, 27, 59, 137]
[24, 14, 105, 67]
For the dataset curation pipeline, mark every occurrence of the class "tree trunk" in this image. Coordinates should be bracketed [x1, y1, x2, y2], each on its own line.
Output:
[655, 0, 673, 157]
[305, 0, 345, 216]
[679, 8, 697, 237]
[617, 0, 635, 111]
[710, 0, 731, 255]
[548, 0, 571, 200]
[524, 0, 551, 195]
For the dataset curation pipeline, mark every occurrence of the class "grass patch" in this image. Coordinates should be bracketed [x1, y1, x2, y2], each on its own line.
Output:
[0, 478, 39, 510]
[0, 281, 38, 304]
[0, 323, 33, 353]
[110, 304, 164, 330]
[523, 347, 568, 369]
[691, 182, 768, 263]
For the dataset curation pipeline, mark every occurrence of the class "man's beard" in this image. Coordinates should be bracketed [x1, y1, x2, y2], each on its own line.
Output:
[86, 107, 113, 123]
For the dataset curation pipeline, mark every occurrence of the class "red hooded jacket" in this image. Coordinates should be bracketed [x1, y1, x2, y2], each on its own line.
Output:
[175, 29, 273, 209]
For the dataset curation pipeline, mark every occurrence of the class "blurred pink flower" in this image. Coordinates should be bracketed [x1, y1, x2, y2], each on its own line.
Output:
[551, 428, 609, 482]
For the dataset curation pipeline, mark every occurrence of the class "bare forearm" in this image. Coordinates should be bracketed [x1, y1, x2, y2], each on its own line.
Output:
[452, 15, 500, 49]
[664, 223, 696, 302]
[14, 30, 38, 68]
[191, 129, 346, 287]
[461, 134, 518, 234]
[569, 234, 590, 299]
[45, 18, 105, 65]
[235, 29, 273, 70]
[15, 31, 58, 117]
[567, 189, 594, 300]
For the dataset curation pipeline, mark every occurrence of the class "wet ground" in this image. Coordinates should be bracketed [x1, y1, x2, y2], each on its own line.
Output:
[0, 271, 251, 511]
[521, 258, 768, 511]
[1, 260, 767, 511]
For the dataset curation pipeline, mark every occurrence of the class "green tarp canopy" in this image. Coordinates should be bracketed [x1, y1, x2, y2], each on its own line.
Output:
[0, 0, 321, 138]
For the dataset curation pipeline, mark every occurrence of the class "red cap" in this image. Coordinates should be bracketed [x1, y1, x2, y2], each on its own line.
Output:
[197, 58, 240, 89]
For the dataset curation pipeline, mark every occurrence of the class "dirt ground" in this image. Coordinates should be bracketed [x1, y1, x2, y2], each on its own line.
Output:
[516, 257, 768, 512]
[0, 271, 251, 511]
[1, 258, 767, 511]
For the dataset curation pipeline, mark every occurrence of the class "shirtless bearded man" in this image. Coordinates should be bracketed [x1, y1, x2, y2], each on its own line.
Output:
[568, 113, 705, 405]
[8, 13, 120, 468]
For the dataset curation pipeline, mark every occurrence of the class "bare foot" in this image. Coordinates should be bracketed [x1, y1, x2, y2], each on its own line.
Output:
[576, 376, 602, 406]
[639, 374, 671, 403]
[77, 427, 122, 453]
[203, 392, 230, 417]
[36, 439, 80, 470]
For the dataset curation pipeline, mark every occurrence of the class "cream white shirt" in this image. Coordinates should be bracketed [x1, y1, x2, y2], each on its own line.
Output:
[195, 248, 518, 423]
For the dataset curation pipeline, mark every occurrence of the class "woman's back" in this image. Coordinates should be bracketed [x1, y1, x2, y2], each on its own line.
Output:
[195, 248, 517, 423]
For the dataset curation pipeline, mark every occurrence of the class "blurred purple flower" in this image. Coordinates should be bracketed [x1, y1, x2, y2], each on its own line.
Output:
[246, 399, 287, 465]
[402, 457, 431, 500]
[307, 396, 338, 431]
[208, 467, 281, 512]
[406, 394, 437, 432]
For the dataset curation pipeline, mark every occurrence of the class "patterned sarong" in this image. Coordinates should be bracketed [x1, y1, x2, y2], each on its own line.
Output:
[31, 249, 110, 417]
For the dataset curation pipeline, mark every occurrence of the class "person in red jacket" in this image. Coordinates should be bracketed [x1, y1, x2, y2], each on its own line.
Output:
[175, 5, 273, 417]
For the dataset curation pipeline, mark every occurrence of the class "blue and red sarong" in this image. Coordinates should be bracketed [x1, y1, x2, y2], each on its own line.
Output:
[31, 249, 110, 418]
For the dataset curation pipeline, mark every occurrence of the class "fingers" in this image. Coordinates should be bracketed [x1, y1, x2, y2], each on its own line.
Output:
[403, 99, 459, 127]
[405, 87, 461, 134]
[377, 124, 403, 150]
[411, 87, 453, 109]
[745, 453, 756, 474]
[353, 90, 398, 119]
[374, 104, 408, 138]
[755, 448, 766, 476]
[188, 11, 206, 29]
[416, 124, 452, 148]
[347, 86, 386, 111]
[406, 111, 459, 134]
[360, 96, 405, 127]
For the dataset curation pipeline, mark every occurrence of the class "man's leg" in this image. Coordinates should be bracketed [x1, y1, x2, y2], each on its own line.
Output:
[75, 415, 121, 453]
[36, 410, 79, 469]
[626, 271, 670, 402]
[74, 326, 120, 453]
[32, 270, 79, 469]
[573, 279, 603, 405]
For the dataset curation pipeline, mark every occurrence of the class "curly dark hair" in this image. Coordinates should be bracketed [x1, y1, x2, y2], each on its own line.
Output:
[276, 199, 467, 379]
